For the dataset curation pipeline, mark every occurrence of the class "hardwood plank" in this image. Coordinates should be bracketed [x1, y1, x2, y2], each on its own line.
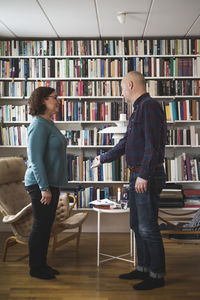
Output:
[0, 232, 200, 299]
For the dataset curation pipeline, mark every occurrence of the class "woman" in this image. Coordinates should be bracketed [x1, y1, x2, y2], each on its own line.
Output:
[25, 87, 67, 280]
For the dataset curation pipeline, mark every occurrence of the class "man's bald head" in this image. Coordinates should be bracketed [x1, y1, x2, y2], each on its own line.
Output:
[121, 71, 146, 104]
[124, 71, 146, 88]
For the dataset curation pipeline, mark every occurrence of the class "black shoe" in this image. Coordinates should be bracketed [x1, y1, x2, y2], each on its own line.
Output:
[46, 265, 60, 275]
[119, 270, 149, 280]
[133, 277, 165, 290]
[30, 267, 55, 280]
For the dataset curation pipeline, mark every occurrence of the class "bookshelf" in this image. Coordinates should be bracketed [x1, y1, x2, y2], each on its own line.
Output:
[1, 38, 200, 208]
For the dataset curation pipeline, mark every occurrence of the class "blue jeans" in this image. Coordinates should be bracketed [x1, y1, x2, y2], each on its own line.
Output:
[129, 167, 166, 278]
[26, 184, 60, 270]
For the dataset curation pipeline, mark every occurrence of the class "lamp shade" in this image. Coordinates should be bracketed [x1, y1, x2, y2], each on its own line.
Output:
[98, 114, 128, 144]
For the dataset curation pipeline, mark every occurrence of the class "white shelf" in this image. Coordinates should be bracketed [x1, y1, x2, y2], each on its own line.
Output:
[68, 181, 128, 184]
[1, 120, 117, 125]
[166, 181, 200, 183]
[2, 120, 200, 125]
[0, 96, 29, 100]
[1, 76, 200, 81]
[0, 54, 200, 59]
[166, 145, 200, 148]
[1, 96, 200, 100]
[0, 145, 27, 148]
[0, 77, 123, 81]
[168, 120, 200, 123]
[67, 145, 113, 148]
[1, 144, 200, 149]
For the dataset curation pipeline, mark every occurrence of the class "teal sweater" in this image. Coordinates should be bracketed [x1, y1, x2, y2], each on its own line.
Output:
[25, 116, 67, 190]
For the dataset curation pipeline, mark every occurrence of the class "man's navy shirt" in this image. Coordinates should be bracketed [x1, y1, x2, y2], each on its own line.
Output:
[100, 93, 167, 180]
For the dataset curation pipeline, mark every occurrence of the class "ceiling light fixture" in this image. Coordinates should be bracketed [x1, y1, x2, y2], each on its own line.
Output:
[117, 12, 127, 24]
[117, 11, 136, 24]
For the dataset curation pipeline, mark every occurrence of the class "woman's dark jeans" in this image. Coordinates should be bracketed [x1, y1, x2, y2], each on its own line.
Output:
[129, 166, 166, 278]
[26, 184, 60, 271]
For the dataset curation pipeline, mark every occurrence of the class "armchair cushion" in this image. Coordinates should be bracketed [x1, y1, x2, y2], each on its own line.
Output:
[3, 203, 32, 224]
[0, 157, 26, 185]
[57, 212, 88, 229]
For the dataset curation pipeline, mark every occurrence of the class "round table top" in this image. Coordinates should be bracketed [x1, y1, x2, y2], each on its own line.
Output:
[93, 207, 130, 213]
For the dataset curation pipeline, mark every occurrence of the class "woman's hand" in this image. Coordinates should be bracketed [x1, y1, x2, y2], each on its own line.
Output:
[40, 190, 52, 205]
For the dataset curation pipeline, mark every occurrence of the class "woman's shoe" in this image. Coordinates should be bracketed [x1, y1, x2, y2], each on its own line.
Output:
[30, 267, 55, 280]
[45, 265, 60, 275]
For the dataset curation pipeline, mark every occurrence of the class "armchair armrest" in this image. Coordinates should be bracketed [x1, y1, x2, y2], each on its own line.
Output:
[3, 203, 32, 224]
[68, 194, 77, 215]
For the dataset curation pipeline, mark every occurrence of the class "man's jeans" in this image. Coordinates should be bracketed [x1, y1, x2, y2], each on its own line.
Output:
[129, 166, 166, 278]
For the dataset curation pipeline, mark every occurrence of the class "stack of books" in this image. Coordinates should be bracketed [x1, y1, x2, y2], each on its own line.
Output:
[159, 184, 184, 208]
[183, 190, 200, 207]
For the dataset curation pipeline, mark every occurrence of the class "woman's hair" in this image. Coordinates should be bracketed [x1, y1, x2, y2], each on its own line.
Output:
[28, 87, 55, 116]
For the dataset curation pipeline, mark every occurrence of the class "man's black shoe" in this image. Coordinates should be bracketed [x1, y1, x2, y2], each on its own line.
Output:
[46, 265, 60, 275]
[119, 270, 149, 280]
[133, 277, 165, 290]
[30, 267, 55, 280]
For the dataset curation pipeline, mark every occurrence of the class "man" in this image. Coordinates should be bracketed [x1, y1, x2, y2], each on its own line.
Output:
[92, 71, 167, 290]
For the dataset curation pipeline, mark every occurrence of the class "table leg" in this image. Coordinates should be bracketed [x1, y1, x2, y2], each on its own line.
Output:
[130, 229, 133, 257]
[97, 210, 100, 267]
[133, 231, 136, 266]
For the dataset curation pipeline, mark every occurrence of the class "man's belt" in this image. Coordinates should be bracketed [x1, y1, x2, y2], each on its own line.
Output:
[129, 163, 163, 173]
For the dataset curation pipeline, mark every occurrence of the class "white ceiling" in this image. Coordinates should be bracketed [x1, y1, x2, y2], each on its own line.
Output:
[0, 0, 200, 39]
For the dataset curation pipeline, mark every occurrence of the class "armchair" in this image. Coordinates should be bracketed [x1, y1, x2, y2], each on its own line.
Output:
[0, 157, 88, 261]
[158, 208, 200, 241]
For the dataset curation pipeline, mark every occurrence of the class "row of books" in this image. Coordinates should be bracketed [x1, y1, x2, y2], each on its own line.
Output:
[3, 98, 200, 123]
[2, 99, 200, 124]
[67, 153, 200, 183]
[75, 187, 113, 208]
[61, 129, 115, 146]
[0, 125, 27, 146]
[75, 187, 200, 209]
[163, 99, 200, 121]
[0, 104, 32, 122]
[164, 154, 200, 182]
[1, 79, 200, 98]
[0, 80, 121, 97]
[167, 126, 199, 146]
[65, 127, 199, 147]
[0, 126, 111, 146]
[0, 58, 124, 79]
[67, 154, 129, 182]
[0, 101, 128, 122]
[2, 123, 200, 148]
[148, 80, 200, 96]
[1, 57, 200, 78]
[53, 101, 132, 121]
[1, 39, 200, 56]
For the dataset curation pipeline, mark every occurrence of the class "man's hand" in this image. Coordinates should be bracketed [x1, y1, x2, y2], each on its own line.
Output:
[40, 190, 52, 205]
[91, 155, 101, 168]
[135, 177, 148, 193]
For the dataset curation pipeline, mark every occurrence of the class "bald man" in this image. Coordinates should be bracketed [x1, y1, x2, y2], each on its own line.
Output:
[92, 71, 167, 290]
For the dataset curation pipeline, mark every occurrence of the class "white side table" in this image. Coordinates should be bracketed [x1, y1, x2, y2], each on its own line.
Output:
[93, 207, 136, 267]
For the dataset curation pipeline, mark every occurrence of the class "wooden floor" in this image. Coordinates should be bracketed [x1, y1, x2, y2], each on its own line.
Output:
[0, 232, 200, 300]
